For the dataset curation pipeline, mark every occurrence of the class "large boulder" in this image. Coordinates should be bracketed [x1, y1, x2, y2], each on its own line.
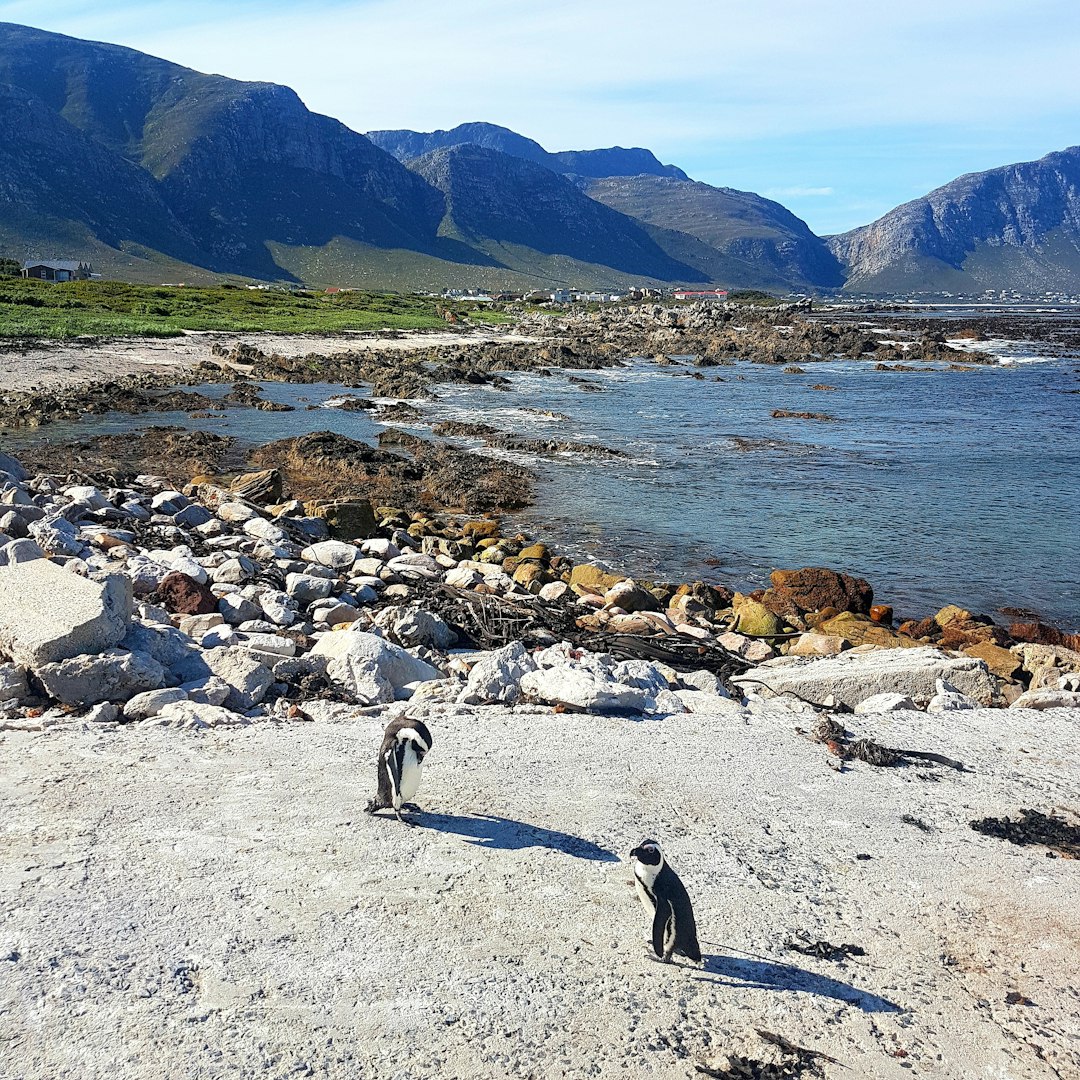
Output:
[817, 612, 921, 649]
[310, 631, 443, 704]
[734, 646, 998, 708]
[569, 563, 625, 594]
[36, 649, 165, 705]
[766, 567, 873, 617]
[458, 642, 538, 705]
[0, 561, 132, 669]
[173, 647, 274, 711]
[519, 666, 653, 712]
[306, 500, 377, 541]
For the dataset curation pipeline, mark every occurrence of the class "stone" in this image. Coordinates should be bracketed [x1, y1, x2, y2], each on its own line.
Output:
[768, 567, 873, 616]
[307, 500, 378, 541]
[927, 678, 980, 712]
[219, 594, 263, 626]
[1015, 643, 1080, 691]
[538, 581, 569, 603]
[387, 553, 442, 579]
[445, 567, 484, 589]
[519, 666, 653, 712]
[0, 561, 132, 669]
[743, 640, 776, 663]
[63, 485, 110, 510]
[217, 502, 260, 524]
[178, 612, 225, 639]
[0, 537, 46, 566]
[158, 571, 218, 616]
[962, 642, 1023, 681]
[149, 701, 251, 728]
[174, 503, 214, 529]
[0, 453, 28, 482]
[173, 647, 274, 711]
[734, 647, 997, 709]
[301, 540, 359, 571]
[258, 590, 297, 626]
[181, 676, 232, 707]
[361, 538, 401, 559]
[512, 562, 546, 589]
[457, 642, 538, 705]
[604, 579, 659, 613]
[213, 557, 256, 585]
[124, 687, 189, 721]
[818, 612, 921, 649]
[569, 563, 624, 593]
[230, 469, 283, 504]
[517, 543, 548, 562]
[243, 517, 290, 545]
[462, 519, 500, 540]
[0, 662, 29, 703]
[310, 631, 444, 704]
[679, 669, 731, 697]
[373, 607, 457, 650]
[85, 702, 120, 723]
[732, 598, 780, 638]
[0, 511, 29, 539]
[36, 648, 165, 705]
[853, 692, 917, 714]
[285, 572, 335, 605]
[1008, 688, 1080, 710]
[316, 602, 362, 627]
[28, 521, 84, 558]
[788, 632, 847, 658]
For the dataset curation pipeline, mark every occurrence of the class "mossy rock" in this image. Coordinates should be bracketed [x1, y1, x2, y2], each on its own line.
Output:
[569, 563, 625, 593]
[732, 598, 781, 637]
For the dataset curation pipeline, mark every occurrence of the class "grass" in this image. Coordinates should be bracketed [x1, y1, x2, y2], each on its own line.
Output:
[0, 280, 507, 339]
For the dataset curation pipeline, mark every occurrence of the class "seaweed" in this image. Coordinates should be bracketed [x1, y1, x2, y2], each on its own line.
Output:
[970, 809, 1080, 858]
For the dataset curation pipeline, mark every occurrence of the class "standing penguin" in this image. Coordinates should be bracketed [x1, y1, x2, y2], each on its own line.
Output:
[365, 716, 432, 825]
[629, 839, 701, 963]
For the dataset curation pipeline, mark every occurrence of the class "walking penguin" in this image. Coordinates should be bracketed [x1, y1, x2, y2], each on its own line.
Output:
[629, 839, 702, 963]
[365, 716, 432, 825]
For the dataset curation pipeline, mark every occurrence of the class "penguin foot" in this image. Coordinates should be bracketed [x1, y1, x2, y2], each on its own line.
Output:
[364, 798, 383, 815]
[393, 808, 417, 828]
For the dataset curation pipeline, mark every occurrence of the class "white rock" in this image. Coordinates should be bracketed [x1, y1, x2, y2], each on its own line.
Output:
[0, 561, 132, 669]
[0, 662, 30, 703]
[148, 701, 250, 729]
[316, 602, 362, 626]
[124, 687, 189, 720]
[36, 648, 165, 705]
[64, 485, 110, 510]
[123, 553, 173, 594]
[85, 702, 120, 723]
[180, 676, 231, 707]
[243, 517, 290, 545]
[173, 647, 273, 711]
[374, 606, 456, 649]
[1009, 688, 1080, 710]
[361, 538, 400, 559]
[174, 504, 214, 529]
[286, 572, 334, 605]
[854, 692, 917, 714]
[679, 670, 731, 698]
[201, 626, 238, 648]
[733, 647, 996, 709]
[178, 613, 224, 638]
[611, 659, 671, 695]
[445, 566, 484, 589]
[457, 642, 538, 705]
[519, 666, 653, 712]
[538, 581, 569, 602]
[219, 594, 263, 626]
[927, 678, 980, 713]
[257, 589, 297, 626]
[387, 553, 442, 579]
[301, 540, 359, 571]
[310, 631, 443, 705]
[217, 502, 260, 524]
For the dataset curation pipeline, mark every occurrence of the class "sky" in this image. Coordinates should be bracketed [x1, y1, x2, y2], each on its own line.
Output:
[2, 0, 1079, 234]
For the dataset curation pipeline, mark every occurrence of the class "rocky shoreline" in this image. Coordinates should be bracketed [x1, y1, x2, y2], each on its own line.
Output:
[1, 440, 1077, 737]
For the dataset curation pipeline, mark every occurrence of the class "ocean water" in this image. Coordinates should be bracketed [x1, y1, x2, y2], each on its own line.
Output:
[5, 350, 1079, 629]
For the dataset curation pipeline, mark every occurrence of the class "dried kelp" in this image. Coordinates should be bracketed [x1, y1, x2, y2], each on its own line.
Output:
[812, 719, 966, 773]
[970, 809, 1080, 858]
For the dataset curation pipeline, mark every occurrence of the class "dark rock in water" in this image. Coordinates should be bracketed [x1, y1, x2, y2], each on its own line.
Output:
[767, 567, 873, 617]
[255, 400, 295, 412]
[771, 408, 835, 421]
[157, 571, 218, 615]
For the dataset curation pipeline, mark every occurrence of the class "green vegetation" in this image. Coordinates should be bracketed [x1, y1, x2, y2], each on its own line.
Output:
[0, 257, 21, 278]
[0, 280, 504, 339]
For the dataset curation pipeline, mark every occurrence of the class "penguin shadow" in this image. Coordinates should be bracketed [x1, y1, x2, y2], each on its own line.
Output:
[693, 953, 903, 1014]
[418, 811, 620, 863]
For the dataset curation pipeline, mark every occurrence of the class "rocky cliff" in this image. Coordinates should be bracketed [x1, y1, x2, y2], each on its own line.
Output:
[829, 146, 1080, 293]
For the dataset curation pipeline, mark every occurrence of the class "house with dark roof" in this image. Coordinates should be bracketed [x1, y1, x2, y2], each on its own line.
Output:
[20, 260, 95, 282]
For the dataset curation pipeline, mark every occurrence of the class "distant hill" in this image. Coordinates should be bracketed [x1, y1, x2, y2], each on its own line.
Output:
[408, 144, 704, 283]
[829, 146, 1080, 293]
[584, 176, 845, 291]
[368, 121, 688, 180]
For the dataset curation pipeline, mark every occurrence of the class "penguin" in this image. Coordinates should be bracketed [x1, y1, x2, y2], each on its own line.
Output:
[365, 716, 432, 825]
[629, 839, 701, 963]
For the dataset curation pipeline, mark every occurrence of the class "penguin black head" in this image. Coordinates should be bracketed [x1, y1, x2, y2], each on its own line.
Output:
[630, 839, 663, 866]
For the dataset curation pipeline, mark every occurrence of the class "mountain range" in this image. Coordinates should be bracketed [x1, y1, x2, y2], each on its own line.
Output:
[1, 21, 1077, 295]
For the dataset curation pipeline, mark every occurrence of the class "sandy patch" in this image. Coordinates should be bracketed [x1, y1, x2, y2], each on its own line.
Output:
[1, 700, 1077, 1078]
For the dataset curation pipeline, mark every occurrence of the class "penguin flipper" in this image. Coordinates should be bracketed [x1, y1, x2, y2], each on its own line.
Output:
[652, 898, 674, 961]
[386, 744, 404, 809]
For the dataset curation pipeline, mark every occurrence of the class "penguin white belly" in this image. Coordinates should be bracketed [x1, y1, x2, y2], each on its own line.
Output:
[633, 874, 656, 918]
[398, 743, 423, 804]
